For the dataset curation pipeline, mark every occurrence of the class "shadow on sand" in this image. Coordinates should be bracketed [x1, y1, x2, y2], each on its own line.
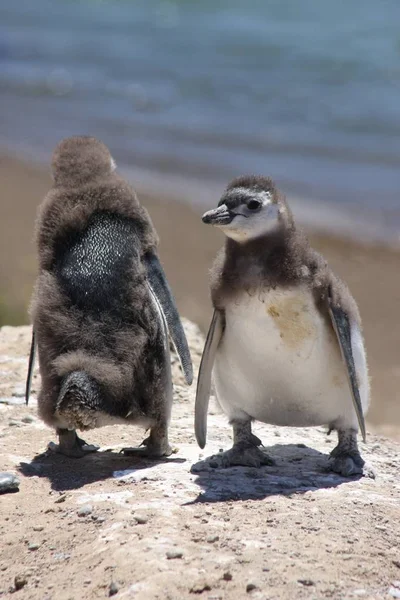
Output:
[19, 448, 186, 492]
[188, 442, 363, 503]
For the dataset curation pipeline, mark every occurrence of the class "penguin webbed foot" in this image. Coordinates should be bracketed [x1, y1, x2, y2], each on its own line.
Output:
[207, 443, 275, 469]
[195, 420, 274, 470]
[48, 429, 99, 458]
[329, 428, 375, 478]
[122, 424, 174, 458]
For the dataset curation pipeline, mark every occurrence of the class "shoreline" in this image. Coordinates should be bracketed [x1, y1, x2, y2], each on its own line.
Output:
[0, 150, 399, 437]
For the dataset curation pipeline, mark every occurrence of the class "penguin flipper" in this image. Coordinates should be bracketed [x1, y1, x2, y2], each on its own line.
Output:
[327, 294, 366, 442]
[195, 309, 224, 449]
[144, 252, 193, 385]
[25, 329, 36, 405]
[147, 282, 173, 408]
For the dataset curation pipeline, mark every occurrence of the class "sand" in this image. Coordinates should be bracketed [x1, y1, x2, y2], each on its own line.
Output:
[0, 323, 400, 600]
[0, 152, 399, 436]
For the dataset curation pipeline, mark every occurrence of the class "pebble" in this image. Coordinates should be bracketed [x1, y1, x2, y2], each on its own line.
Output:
[28, 543, 40, 551]
[166, 550, 183, 560]
[133, 514, 148, 525]
[109, 581, 119, 596]
[53, 553, 71, 561]
[389, 588, 400, 599]
[14, 575, 27, 591]
[394, 561, 400, 569]
[223, 572, 232, 581]
[190, 582, 211, 593]
[298, 579, 315, 587]
[21, 415, 35, 424]
[8, 419, 22, 427]
[0, 473, 20, 494]
[77, 505, 93, 517]
[33, 526, 44, 532]
[207, 535, 219, 543]
[54, 494, 67, 504]
[97, 516, 106, 523]
[246, 583, 257, 593]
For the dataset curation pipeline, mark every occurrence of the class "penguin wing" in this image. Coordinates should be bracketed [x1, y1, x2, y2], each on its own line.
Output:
[147, 282, 173, 408]
[25, 329, 36, 406]
[144, 252, 193, 385]
[195, 309, 224, 449]
[327, 292, 367, 442]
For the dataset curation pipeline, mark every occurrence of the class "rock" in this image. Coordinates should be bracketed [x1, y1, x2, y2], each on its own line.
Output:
[53, 553, 71, 561]
[109, 581, 119, 596]
[28, 543, 40, 551]
[133, 514, 148, 524]
[298, 579, 314, 586]
[246, 583, 257, 593]
[166, 550, 183, 559]
[54, 494, 67, 504]
[389, 588, 400, 599]
[0, 472, 20, 494]
[190, 582, 212, 594]
[21, 415, 35, 423]
[8, 419, 22, 427]
[223, 572, 232, 581]
[33, 526, 44, 532]
[77, 505, 93, 517]
[207, 535, 219, 543]
[14, 575, 27, 591]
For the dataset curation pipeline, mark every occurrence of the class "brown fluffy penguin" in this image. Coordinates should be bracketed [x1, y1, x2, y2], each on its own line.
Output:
[26, 136, 192, 458]
[195, 176, 371, 476]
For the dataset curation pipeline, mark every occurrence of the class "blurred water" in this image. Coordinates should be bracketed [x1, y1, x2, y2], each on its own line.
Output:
[1, 0, 400, 240]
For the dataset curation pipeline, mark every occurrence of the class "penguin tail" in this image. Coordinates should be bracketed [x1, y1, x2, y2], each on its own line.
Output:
[56, 370, 105, 431]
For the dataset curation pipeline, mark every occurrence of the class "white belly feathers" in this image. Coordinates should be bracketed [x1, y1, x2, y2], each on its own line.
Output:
[213, 287, 363, 429]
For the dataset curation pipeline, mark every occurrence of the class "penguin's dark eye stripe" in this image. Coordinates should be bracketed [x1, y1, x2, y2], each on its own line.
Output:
[247, 199, 262, 211]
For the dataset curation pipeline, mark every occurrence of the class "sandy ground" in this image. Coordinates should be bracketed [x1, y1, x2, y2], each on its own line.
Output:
[1, 324, 400, 600]
[0, 151, 399, 436]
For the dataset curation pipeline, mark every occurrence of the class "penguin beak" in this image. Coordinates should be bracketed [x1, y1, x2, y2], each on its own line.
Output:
[202, 204, 234, 226]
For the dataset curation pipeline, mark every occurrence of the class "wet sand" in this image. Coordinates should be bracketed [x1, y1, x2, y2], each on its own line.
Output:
[0, 151, 399, 437]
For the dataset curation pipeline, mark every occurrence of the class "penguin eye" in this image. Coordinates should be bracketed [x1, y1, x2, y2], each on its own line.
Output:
[247, 199, 261, 211]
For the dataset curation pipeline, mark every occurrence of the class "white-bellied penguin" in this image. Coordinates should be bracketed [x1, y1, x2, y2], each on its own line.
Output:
[195, 176, 370, 476]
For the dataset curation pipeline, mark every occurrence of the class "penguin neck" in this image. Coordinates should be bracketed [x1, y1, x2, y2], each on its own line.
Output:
[225, 221, 297, 262]
[220, 221, 308, 294]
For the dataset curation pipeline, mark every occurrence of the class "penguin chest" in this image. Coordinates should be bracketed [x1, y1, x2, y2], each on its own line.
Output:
[213, 287, 349, 427]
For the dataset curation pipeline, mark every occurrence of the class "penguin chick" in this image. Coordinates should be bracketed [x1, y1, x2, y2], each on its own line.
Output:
[26, 135, 192, 458]
[195, 176, 371, 477]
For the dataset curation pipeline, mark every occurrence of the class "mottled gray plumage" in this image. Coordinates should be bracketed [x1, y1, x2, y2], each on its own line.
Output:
[27, 136, 192, 457]
[196, 176, 371, 476]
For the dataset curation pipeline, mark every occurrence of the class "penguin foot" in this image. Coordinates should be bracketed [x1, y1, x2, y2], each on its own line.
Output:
[329, 428, 375, 478]
[329, 447, 375, 478]
[48, 429, 99, 458]
[122, 425, 174, 458]
[207, 443, 275, 469]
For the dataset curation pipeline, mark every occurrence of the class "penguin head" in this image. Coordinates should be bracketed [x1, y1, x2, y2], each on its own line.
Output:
[51, 136, 117, 188]
[202, 176, 287, 242]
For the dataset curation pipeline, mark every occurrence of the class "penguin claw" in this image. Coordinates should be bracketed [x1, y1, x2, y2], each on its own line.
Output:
[205, 444, 275, 469]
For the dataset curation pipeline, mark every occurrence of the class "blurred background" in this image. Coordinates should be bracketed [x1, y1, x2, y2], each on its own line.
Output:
[0, 0, 399, 435]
